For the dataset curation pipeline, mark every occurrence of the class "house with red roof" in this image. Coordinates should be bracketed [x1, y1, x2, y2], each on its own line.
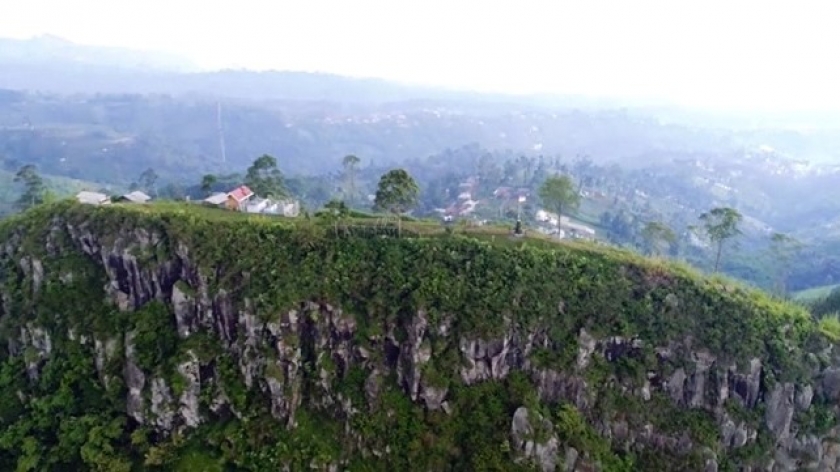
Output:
[225, 185, 254, 211]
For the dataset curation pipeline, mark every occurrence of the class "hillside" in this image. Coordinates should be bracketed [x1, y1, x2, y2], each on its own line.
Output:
[0, 90, 736, 182]
[0, 201, 838, 470]
[0, 168, 109, 218]
[0, 35, 196, 73]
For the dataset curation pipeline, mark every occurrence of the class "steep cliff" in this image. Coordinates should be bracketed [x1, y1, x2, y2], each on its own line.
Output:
[0, 201, 838, 471]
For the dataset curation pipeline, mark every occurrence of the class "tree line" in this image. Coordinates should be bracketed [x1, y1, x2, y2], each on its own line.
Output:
[5, 153, 802, 296]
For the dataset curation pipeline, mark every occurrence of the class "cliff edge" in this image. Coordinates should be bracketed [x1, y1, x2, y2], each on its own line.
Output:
[0, 201, 838, 471]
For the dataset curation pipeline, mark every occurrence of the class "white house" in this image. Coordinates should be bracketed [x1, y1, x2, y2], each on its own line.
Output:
[76, 191, 111, 206]
[274, 199, 301, 217]
[203, 192, 228, 206]
[245, 197, 301, 217]
[245, 197, 271, 214]
[537, 209, 597, 240]
[117, 191, 151, 203]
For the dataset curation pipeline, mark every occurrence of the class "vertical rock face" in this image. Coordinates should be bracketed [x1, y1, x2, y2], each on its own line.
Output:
[511, 407, 560, 472]
[177, 351, 201, 428]
[765, 383, 796, 444]
[124, 332, 146, 424]
[1, 209, 840, 471]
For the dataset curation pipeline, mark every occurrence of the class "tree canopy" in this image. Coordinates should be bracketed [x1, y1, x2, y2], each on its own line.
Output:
[245, 154, 286, 198]
[538, 175, 580, 235]
[373, 169, 419, 235]
[342, 154, 361, 205]
[699, 207, 743, 272]
[14, 164, 46, 211]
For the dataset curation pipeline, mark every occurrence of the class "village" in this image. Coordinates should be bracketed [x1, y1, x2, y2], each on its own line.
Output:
[72, 176, 597, 240]
[434, 175, 599, 241]
[73, 185, 300, 217]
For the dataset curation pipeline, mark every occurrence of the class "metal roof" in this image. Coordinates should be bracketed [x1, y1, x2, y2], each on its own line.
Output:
[203, 192, 228, 205]
[120, 191, 151, 203]
[228, 185, 254, 202]
[76, 191, 110, 205]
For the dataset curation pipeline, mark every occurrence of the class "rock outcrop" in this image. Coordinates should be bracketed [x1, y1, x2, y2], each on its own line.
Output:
[1, 203, 839, 471]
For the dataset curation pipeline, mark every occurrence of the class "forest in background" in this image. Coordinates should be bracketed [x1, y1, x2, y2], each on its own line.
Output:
[5, 36, 840, 300]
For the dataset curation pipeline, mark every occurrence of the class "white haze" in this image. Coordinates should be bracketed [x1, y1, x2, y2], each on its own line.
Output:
[3, 0, 840, 112]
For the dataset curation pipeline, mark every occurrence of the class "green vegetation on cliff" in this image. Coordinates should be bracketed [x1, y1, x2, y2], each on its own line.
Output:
[0, 201, 835, 471]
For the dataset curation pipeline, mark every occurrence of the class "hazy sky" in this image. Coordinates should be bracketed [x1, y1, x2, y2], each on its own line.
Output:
[3, 0, 840, 111]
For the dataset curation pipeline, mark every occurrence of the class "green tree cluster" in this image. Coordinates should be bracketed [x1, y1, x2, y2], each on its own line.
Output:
[0, 200, 825, 471]
[245, 154, 287, 198]
[373, 168, 419, 235]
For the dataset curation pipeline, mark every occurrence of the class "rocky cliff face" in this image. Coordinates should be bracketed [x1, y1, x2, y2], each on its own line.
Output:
[1, 203, 839, 471]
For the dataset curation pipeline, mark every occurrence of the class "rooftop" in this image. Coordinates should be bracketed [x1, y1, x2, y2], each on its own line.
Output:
[120, 191, 151, 203]
[228, 185, 255, 202]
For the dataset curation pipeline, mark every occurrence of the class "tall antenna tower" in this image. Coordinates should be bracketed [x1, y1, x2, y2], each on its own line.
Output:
[217, 101, 227, 164]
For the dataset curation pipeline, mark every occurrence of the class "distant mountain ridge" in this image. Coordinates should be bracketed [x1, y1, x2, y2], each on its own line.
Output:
[0, 36, 648, 109]
[0, 35, 197, 72]
[4, 35, 840, 131]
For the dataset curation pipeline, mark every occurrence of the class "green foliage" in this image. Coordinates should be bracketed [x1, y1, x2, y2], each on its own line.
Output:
[13, 164, 47, 211]
[817, 315, 840, 342]
[131, 300, 179, 372]
[373, 168, 419, 215]
[200, 174, 218, 195]
[0, 200, 831, 471]
[554, 403, 635, 471]
[538, 174, 580, 229]
[373, 168, 419, 235]
[697, 207, 743, 272]
[319, 199, 350, 235]
[245, 154, 286, 198]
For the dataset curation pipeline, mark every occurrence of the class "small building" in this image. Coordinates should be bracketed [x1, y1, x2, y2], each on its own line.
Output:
[226, 186, 254, 211]
[276, 199, 301, 217]
[116, 191, 151, 203]
[76, 191, 111, 206]
[203, 192, 228, 207]
[249, 198, 301, 217]
[245, 197, 270, 214]
[538, 210, 597, 240]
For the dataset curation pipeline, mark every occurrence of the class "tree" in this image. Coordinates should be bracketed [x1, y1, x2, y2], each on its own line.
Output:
[342, 154, 361, 205]
[137, 168, 159, 196]
[641, 221, 677, 257]
[373, 169, 419, 236]
[322, 199, 350, 235]
[698, 207, 743, 272]
[159, 182, 186, 200]
[538, 175, 580, 238]
[769, 232, 802, 297]
[200, 174, 218, 195]
[245, 154, 286, 198]
[14, 164, 46, 210]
